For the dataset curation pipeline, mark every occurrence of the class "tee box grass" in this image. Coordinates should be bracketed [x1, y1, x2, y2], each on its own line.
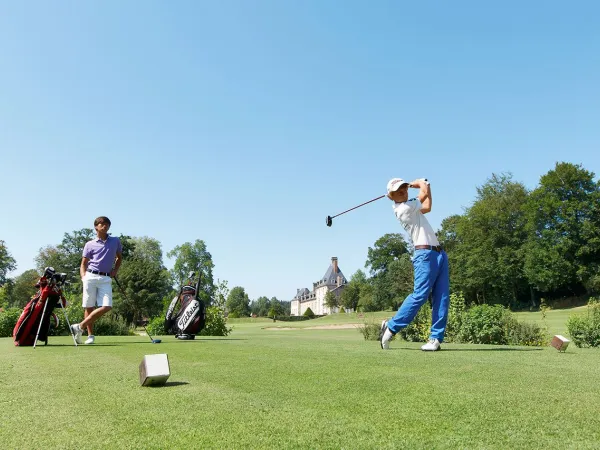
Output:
[1, 310, 599, 449]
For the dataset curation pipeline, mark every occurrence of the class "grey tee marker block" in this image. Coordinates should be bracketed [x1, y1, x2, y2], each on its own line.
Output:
[139, 354, 171, 386]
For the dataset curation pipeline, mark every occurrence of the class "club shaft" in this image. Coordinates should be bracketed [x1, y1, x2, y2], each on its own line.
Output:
[331, 195, 385, 219]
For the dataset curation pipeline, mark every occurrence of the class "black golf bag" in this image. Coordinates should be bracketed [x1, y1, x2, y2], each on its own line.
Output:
[13, 267, 71, 347]
[164, 272, 206, 340]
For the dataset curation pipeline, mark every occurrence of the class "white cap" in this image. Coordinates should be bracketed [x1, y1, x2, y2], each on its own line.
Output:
[386, 178, 408, 194]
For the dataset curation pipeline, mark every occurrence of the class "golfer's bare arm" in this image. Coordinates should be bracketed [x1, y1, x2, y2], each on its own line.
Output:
[111, 252, 123, 278]
[410, 180, 432, 214]
[80, 257, 90, 280]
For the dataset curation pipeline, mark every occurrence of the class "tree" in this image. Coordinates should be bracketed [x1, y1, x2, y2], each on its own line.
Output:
[357, 283, 376, 312]
[268, 297, 284, 318]
[324, 290, 338, 310]
[373, 254, 414, 310]
[226, 286, 250, 317]
[130, 237, 164, 267]
[0, 279, 14, 308]
[9, 269, 39, 308]
[437, 173, 531, 306]
[251, 296, 271, 317]
[213, 279, 229, 310]
[0, 240, 17, 286]
[112, 258, 171, 324]
[167, 240, 215, 305]
[340, 270, 368, 311]
[365, 233, 411, 276]
[524, 162, 600, 296]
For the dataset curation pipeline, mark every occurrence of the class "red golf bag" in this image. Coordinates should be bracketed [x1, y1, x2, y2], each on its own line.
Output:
[13, 268, 70, 347]
[164, 271, 206, 340]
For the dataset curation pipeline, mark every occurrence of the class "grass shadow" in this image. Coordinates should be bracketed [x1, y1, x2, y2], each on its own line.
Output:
[391, 346, 544, 352]
[147, 381, 189, 388]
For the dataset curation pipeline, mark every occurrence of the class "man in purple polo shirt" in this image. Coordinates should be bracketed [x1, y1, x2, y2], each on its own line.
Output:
[70, 216, 123, 344]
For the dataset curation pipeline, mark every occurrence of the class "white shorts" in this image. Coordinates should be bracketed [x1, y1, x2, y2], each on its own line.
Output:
[82, 272, 113, 308]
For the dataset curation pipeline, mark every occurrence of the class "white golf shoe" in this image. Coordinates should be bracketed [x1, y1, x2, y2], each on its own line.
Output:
[70, 324, 83, 344]
[85, 335, 95, 345]
[380, 320, 393, 350]
[421, 338, 441, 351]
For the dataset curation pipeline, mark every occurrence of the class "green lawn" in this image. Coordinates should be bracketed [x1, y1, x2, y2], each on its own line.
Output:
[513, 306, 588, 337]
[1, 312, 599, 449]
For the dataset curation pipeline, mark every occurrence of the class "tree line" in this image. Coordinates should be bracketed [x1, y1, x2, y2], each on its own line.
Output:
[0, 233, 289, 322]
[1, 162, 599, 317]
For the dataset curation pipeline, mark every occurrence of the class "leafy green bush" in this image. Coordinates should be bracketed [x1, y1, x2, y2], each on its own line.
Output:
[93, 313, 133, 336]
[457, 304, 510, 345]
[303, 307, 315, 318]
[0, 307, 21, 338]
[200, 306, 232, 336]
[146, 316, 165, 336]
[397, 304, 431, 342]
[444, 292, 467, 343]
[49, 303, 84, 336]
[227, 311, 241, 318]
[273, 315, 310, 322]
[359, 318, 388, 341]
[505, 318, 548, 346]
[567, 299, 600, 348]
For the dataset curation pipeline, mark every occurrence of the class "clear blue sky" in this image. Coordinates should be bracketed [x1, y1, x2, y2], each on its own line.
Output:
[1, 1, 599, 301]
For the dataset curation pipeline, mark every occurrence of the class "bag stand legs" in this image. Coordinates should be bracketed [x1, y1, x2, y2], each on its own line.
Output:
[59, 299, 78, 347]
[33, 298, 50, 349]
[33, 298, 78, 348]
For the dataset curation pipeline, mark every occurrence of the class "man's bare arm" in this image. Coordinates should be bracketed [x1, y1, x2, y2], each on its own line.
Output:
[111, 252, 123, 278]
[80, 257, 90, 280]
[410, 179, 432, 214]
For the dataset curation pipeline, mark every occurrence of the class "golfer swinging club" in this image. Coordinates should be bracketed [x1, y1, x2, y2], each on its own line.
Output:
[70, 216, 122, 344]
[380, 178, 450, 351]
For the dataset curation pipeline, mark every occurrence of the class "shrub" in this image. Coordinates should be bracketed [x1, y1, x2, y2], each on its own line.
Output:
[567, 298, 600, 348]
[505, 318, 548, 347]
[273, 315, 310, 322]
[200, 306, 232, 336]
[146, 316, 165, 336]
[397, 303, 431, 342]
[444, 292, 467, 343]
[50, 303, 84, 336]
[0, 307, 21, 338]
[457, 304, 510, 345]
[93, 313, 133, 336]
[228, 311, 241, 319]
[303, 307, 315, 318]
[359, 318, 387, 341]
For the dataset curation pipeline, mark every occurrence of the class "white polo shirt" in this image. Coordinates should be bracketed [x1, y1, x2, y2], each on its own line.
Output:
[392, 198, 440, 247]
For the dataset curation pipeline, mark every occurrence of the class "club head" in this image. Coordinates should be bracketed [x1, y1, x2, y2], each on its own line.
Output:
[152, 339, 162, 344]
[326, 216, 333, 227]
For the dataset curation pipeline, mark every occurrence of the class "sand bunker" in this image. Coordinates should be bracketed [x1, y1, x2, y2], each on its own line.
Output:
[263, 324, 359, 330]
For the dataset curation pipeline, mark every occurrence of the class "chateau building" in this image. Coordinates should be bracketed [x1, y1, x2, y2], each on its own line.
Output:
[290, 257, 350, 316]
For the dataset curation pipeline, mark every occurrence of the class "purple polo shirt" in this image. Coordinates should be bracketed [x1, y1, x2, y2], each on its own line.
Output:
[83, 236, 123, 273]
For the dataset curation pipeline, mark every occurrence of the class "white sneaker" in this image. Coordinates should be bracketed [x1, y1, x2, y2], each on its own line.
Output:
[379, 320, 393, 350]
[70, 324, 83, 344]
[85, 335, 95, 345]
[421, 338, 441, 351]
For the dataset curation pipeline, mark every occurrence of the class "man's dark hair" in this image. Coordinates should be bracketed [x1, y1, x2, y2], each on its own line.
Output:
[94, 216, 111, 227]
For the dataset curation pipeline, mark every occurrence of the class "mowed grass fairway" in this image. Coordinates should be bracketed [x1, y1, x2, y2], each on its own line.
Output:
[1, 311, 599, 449]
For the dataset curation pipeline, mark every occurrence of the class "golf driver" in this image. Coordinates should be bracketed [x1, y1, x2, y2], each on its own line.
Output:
[326, 194, 386, 227]
[114, 277, 161, 344]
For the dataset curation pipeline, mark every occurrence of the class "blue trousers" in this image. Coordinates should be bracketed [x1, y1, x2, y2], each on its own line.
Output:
[387, 249, 450, 342]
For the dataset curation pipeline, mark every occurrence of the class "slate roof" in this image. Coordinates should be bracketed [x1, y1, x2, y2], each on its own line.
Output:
[320, 262, 346, 285]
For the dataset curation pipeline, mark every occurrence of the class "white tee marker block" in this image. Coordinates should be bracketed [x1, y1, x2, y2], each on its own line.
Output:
[139, 354, 171, 386]
[550, 335, 570, 352]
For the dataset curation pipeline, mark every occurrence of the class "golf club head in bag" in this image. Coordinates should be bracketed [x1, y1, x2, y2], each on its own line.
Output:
[165, 271, 207, 340]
